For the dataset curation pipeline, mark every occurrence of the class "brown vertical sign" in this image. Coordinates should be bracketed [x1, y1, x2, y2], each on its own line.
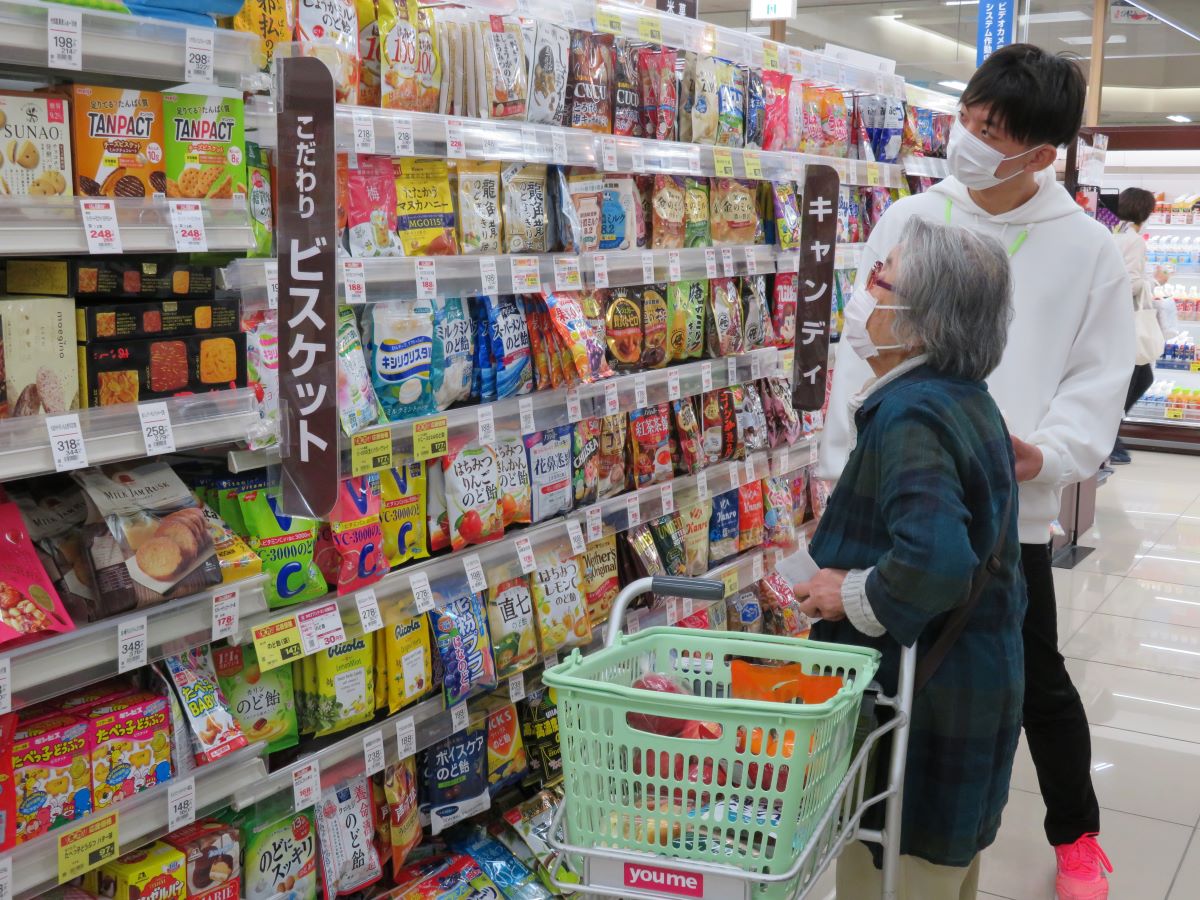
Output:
[792, 164, 841, 411]
[275, 57, 339, 518]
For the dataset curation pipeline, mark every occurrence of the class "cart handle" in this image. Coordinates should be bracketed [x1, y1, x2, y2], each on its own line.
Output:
[604, 576, 726, 647]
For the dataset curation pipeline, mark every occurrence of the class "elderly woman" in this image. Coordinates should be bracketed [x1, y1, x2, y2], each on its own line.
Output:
[796, 218, 1025, 899]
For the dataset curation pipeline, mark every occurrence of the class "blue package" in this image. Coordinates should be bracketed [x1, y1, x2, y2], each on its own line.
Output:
[446, 829, 553, 900]
[745, 67, 765, 150]
[419, 723, 491, 835]
[123, 3, 217, 26]
[709, 489, 740, 565]
[432, 297, 474, 411]
[428, 574, 497, 705]
[599, 180, 629, 251]
[469, 298, 493, 403]
[486, 296, 533, 399]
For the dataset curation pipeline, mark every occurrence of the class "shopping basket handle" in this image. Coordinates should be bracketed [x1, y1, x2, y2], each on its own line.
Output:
[605, 576, 726, 647]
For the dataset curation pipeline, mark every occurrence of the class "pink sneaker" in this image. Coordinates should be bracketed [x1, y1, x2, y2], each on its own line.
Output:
[1055, 834, 1112, 899]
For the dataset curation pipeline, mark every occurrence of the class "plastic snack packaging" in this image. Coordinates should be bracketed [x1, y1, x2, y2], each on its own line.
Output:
[666, 280, 707, 362]
[526, 22, 570, 126]
[701, 388, 740, 465]
[744, 67, 765, 149]
[543, 290, 613, 382]
[596, 413, 628, 500]
[604, 287, 644, 372]
[497, 439, 532, 527]
[763, 378, 803, 447]
[430, 577, 497, 704]
[564, 171, 602, 253]
[0, 499, 74, 646]
[456, 160, 503, 255]
[566, 30, 614, 133]
[163, 646, 249, 764]
[379, 462, 429, 566]
[763, 475, 798, 550]
[240, 487, 327, 608]
[502, 164, 550, 253]
[226, 808, 317, 900]
[447, 828, 551, 900]
[431, 296, 473, 410]
[230, 0, 290, 69]
[13, 712, 90, 841]
[380, 0, 441, 112]
[426, 458, 451, 552]
[201, 502, 263, 584]
[476, 16, 528, 119]
[760, 570, 814, 639]
[82, 690, 173, 808]
[683, 176, 711, 247]
[346, 157, 403, 259]
[383, 758, 421, 869]
[246, 142, 274, 258]
[480, 696, 528, 795]
[822, 88, 850, 157]
[244, 311, 279, 450]
[681, 501, 712, 576]
[524, 425, 574, 523]
[627, 404, 673, 489]
[714, 58, 745, 147]
[488, 575, 539, 678]
[336, 306, 384, 436]
[366, 298, 435, 421]
[531, 555, 591, 654]
[421, 723, 491, 835]
[709, 489, 740, 564]
[572, 417, 601, 506]
[296, 0, 361, 104]
[357, 0, 381, 106]
[385, 609, 433, 712]
[762, 69, 791, 151]
[671, 397, 704, 475]
[711, 178, 760, 245]
[484, 296, 533, 398]
[393, 158, 458, 255]
[641, 284, 670, 369]
[650, 173, 686, 249]
[688, 54, 719, 144]
[612, 37, 641, 136]
[580, 533, 618, 626]
[648, 513, 688, 576]
[738, 479, 765, 549]
[312, 634, 376, 737]
[526, 308, 552, 391]
[727, 587, 763, 633]
[772, 181, 802, 251]
[601, 175, 639, 251]
[315, 474, 387, 595]
[213, 642, 297, 754]
[316, 777, 383, 897]
[706, 277, 745, 357]
[772, 272, 798, 347]
[443, 442, 503, 550]
[742, 274, 775, 350]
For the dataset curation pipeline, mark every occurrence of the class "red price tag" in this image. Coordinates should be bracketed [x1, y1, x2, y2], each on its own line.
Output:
[168, 199, 206, 252]
[80, 199, 122, 254]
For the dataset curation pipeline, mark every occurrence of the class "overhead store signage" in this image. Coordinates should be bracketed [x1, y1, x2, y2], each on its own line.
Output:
[1110, 1, 1157, 24]
[655, 0, 699, 18]
[977, 1, 1017, 66]
[750, 0, 795, 20]
[792, 164, 839, 411]
[276, 56, 339, 519]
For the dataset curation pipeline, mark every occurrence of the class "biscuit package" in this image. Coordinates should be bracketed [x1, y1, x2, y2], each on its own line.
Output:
[212, 643, 298, 754]
[162, 818, 241, 900]
[79, 331, 248, 408]
[0, 91, 72, 196]
[296, 0, 361, 104]
[13, 713, 91, 842]
[380, 0, 441, 112]
[379, 462, 429, 567]
[0, 499, 75, 646]
[488, 575, 539, 679]
[239, 487, 327, 609]
[93, 842, 186, 900]
[0, 295, 78, 418]
[85, 691, 173, 809]
[581, 534, 618, 626]
[69, 85, 164, 198]
[162, 647, 249, 764]
[162, 93, 245, 201]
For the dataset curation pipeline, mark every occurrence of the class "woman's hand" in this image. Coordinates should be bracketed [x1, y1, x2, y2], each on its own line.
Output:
[794, 569, 849, 621]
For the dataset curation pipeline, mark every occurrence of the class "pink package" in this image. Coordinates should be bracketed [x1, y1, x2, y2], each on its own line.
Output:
[762, 70, 791, 151]
[315, 473, 387, 595]
[0, 499, 75, 647]
[85, 692, 173, 810]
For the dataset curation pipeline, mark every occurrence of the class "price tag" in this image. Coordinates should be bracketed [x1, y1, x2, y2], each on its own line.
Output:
[751, 355, 763, 381]
[363, 730, 385, 777]
[721, 247, 735, 277]
[687, 147, 702, 176]
[183, 27, 217, 83]
[778, 251, 800, 273]
[265, 259, 279, 310]
[57, 811, 118, 883]
[168, 199, 207, 252]
[713, 148, 735, 178]
[478, 256, 499, 295]
[634, 374, 648, 408]
[445, 119, 466, 158]
[1167, 407, 1184, 420]
[518, 396, 536, 435]
[167, 776, 196, 832]
[727, 356, 738, 386]
[744, 455, 757, 483]
[356, 587, 384, 633]
[626, 610, 641, 634]
[481, 132, 500, 157]
[463, 554, 488, 593]
[626, 494, 641, 528]
[252, 615, 303, 671]
[596, 10, 622, 34]
[117, 616, 147, 674]
[292, 761, 320, 811]
[752, 554, 764, 582]
[763, 42, 780, 70]
[566, 388, 582, 423]
[350, 427, 392, 476]
[392, 115, 415, 155]
[566, 518, 587, 556]
[298, 602, 346, 655]
[554, 256, 582, 291]
[1190, 361, 1200, 374]
[667, 370, 681, 401]
[668, 249, 682, 282]
[510, 256, 541, 294]
[80, 199, 122, 254]
[47, 8, 83, 70]
[409, 571, 435, 613]
[605, 381, 620, 415]
[396, 716, 417, 759]
[660, 482, 674, 515]
[412, 416, 449, 461]
[477, 405, 496, 445]
[211, 586, 239, 641]
[0, 854, 10, 900]
[592, 252, 609, 289]
[416, 257, 437, 300]
[352, 110, 376, 154]
[508, 673, 526, 702]
[631, 145, 645, 172]
[744, 246, 758, 275]
[777, 446, 791, 475]
[136, 401, 175, 456]
[586, 505, 603, 542]
[682, 597, 694, 619]
[723, 570, 739, 597]
[743, 150, 764, 180]
[341, 258, 367, 304]
[729, 460, 740, 489]
[697, 468, 710, 502]
[666, 597, 680, 625]
[451, 701, 469, 733]
[641, 251, 655, 285]
[600, 135, 618, 171]
[701, 361, 713, 392]
[552, 130, 568, 164]
[637, 15, 663, 43]
[515, 536, 537, 574]
[544, 652, 559, 669]
[866, 163, 882, 187]
[0, 658, 10, 716]
[698, 249, 716, 281]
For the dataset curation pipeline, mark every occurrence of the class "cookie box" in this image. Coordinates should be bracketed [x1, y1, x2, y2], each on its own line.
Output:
[55, 680, 138, 716]
[84, 691, 172, 810]
[13, 713, 93, 843]
[162, 93, 245, 200]
[6, 256, 216, 300]
[0, 295, 78, 418]
[76, 297, 240, 342]
[78, 331, 247, 408]
[93, 841, 186, 900]
[69, 85, 165, 198]
[0, 713, 14, 852]
[163, 818, 240, 900]
[0, 90, 73, 197]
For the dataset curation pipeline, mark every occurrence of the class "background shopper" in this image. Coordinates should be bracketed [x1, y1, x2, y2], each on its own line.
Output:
[817, 44, 1130, 899]
[797, 219, 1024, 900]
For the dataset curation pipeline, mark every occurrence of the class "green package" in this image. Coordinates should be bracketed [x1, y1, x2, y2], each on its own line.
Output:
[222, 806, 318, 900]
[684, 176, 711, 247]
[239, 488, 328, 608]
[667, 280, 707, 362]
[246, 141, 273, 258]
[213, 642, 298, 754]
[312, 633, 376, 738]
[161, 92, 246, 200]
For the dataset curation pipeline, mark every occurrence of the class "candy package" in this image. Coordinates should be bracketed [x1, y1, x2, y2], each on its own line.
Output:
[706, 277, 745, 357]
[572, 417, 601, 506]
[429, 577, 497, 704]
[822, 88, 849, 157]
[640, 47, 678, 142]
[531, 555, 591, 655]
[296, 0, 360, 104]
[564, 172, 602, 253]
[383, 758, 421, 870]
[240, 488, 327, 608]
[740, 382, 771, 453]
[742, 275, 774, 350]
[627, 404, 673, 488]
[337, 306, 384, 436]
[316, 778, 383, 897]
[357, 0, 380, 107]
[640, 284, 669, 370]
[800, 83, 824, 153]
[727, 587, 763, 633]
[162, 646, 249, 764]
[315, 474, 387, 595]
[762, 69, 791, 151]
[701, 388, 740, 465]
[421, 723, 491, 834]
[709, 489, 740, 564]
[683, 176, 711, 247]
[601, 175, 639, 251]
[711, 178, 760, 245]
[689, 54, 719, 144]
[762, 378, 802, 448]
[477, 17, 528, 119]
[604, 287, 643, 372]
[426, 458, 451, 552]
[431, 296, 473, 410]
[772, 272, 798, 347]
[444, 443, 503, 550]
[566, 30, 613, 133]
[738, 480, 765, 550]
[456, 160, 502, 255]
[525, 426, 574, 523]
[245, 311, 279, 450]
[313, 634, 375, 737]
[346, 155, 403, 257]
[772, 181, 802, 251]
[488, 576, 539, 679]
[497, 439, 532, 527]
[385, 609, 433, 712]
[763, 475, 797, 550]
[446, 829, 551, 900]
[666, 280, 706, 362]
[394, 158, 457, 255]
[681, 501, 711, 576]
[502, 164, 550, 253]
[671, 397, 703, 475]
[744, 67, 765, 149]
[714, 58, 745, 147]
[526, 22, 570, 126]
[380, 0, 441, 112]
[596, 413, 628, 500]
[485, 296, 533, 399]
[213, 643, 298, 754]
[366, 299, 435, 421]
[760, 570, 813, 638]
[650, 174, 686, 249]
[581, 533, 618, 625]
[791, 468, 810, 531]
[543, 291, 613, 383]
[648, 513, 688, 577]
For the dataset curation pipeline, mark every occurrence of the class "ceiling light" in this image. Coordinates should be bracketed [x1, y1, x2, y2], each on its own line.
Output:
[1168, 114, 1193, 122]
[939, 80, 968, 91]
[1059, 34, 1128, 45]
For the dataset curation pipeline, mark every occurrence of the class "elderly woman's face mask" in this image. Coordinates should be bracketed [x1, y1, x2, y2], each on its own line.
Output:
[844, 260, 909, 360]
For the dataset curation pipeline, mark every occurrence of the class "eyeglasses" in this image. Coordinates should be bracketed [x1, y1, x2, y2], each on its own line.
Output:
[867, 260, 895, 293]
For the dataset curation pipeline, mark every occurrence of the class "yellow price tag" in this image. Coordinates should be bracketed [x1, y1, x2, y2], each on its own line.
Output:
[763, 43, 780, 71]
[58, 811, 119, 883]
[722, 570, 739, 597]
[252, 615, 304, 672]
[1167, 408, 1185, 420]
[866, 163, 881, 187]
[743, 151, 764, 180]
[350, 427, 393, 477]
[412, 415, 450, 462]
[702, 23, 717, 52]
[1190, 361, 1200, 373]
[595, 11, 622, 34]
[637, 15, 662, 44]
[713, 148, 735, 178]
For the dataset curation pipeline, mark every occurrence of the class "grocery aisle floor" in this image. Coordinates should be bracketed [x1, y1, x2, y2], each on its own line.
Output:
[808, 449, 1200, 899]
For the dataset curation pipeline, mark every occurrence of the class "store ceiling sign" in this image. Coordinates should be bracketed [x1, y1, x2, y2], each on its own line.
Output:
[275, 56, 339, 519]
[750, 0, 794, 20]
[792, 164, 839, 412]
[976, 1, 1017, 66]
[656, 0, 699, 18]
[1110, 1, 1158, 24]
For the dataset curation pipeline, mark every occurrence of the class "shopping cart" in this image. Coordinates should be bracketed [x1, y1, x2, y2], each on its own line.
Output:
[542, 575, 918, 900]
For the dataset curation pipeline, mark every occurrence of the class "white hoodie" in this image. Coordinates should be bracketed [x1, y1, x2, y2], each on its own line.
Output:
[817, 169, 1134, 543]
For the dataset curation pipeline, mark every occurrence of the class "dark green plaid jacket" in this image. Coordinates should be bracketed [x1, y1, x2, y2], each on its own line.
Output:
[811, 363, 1026, 868]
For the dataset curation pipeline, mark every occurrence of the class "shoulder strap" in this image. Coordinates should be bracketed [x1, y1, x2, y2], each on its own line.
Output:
[913, 490, 1014, 694]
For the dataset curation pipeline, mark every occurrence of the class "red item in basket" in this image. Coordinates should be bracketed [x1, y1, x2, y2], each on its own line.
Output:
[627, 673, 690, 736]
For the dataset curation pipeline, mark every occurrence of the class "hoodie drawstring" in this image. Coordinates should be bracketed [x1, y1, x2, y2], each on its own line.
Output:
[944, 197, 1032, 257]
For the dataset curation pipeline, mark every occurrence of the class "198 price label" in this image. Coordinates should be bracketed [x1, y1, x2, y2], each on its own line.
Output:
[47, 9, 82, 70]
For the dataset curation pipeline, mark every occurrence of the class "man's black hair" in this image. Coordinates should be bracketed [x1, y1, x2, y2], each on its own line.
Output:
[1117, 187, 1157, 225]
[960, 43, 1087, 148]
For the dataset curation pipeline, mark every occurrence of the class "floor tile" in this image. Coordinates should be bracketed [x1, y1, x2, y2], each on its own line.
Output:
[1096, 478, 1200, 517]
[979, 788, 1191, 900]
[1097, 577, 1200, 629]
[1067, 535, 1148, 577]
[1151, 518, 1200, 558]
[1128, 551, 1200, 587]
[1062, 613, 1200, 678]
[1068, 657, 1200, 744]
[1057, 606, 1093, 646]
[1051, 570, 1122, 613]
[1168, 830, 1200, 899]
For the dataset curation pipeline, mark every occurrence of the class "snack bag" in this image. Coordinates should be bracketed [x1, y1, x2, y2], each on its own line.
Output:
[246, 142, 273, 257]
[527, 22, 570, 126]
[380, 0, 440, 112]
[671, 397, 704, 475]
[627, 404, 673, 488]
[457, 160, 502, 255]
[496, 440, 532, 527]
[709, 489, 740, 564]
[0, 500, 74, 646]
[706, 277, 745, 357]
[337, 306, 384, 436]
[420, 724, 490, 834]
[667, 280, 706, 362]
[240, 488, 327, 608]
[596, 413, 628, 500]
[312, 634, 375, 737]
[213, 643, 298, 754]
[566, 30, 613, 133]
[763, 475, 798, 550]
[477, 17, 528, 119]
[773, 181, 802, 251]
[444, 443, 503, 550]
[230, 808, 318, 900]
[611, 36, 641, 136]
[745, 67, 765, 149]
[429, 580, 496, 704]
[385, 610, 434, 712]
[772, 272, 798, 347]
[245, 311, 280, 450]
[701, 388, 740, 465]
[581, 534, 618, 625]
[431, 296, 473, 410]
[162, 647, 249, 764]
[502, 164, 550, 253]
[760, 570, 813, 638]
[346, 156, 403, 258]
[231, 0, 290, 68]
[682, 176, 711, 248]
[379, 463, 429, 566]
[648, 513, 688, 576]
[650, 174, 686, 249]
[738, 382, 770, 453]
[822, 88, 850, 157]
[366, 298, 435, 421]
[524, 426, 574, 523]
[488, 576, 539, 679]
[485, 296, 533, 398]
[315, 474, 387, 595]
[383, 758, 421, 870]
[742, 275, 775, 350]
[572, 417, 601, 507]
[201, 502, 263, 584]
[762, 70, 791, 151]
[714, 58, 745, 147]
[681, 501, 712, 576]
[738, 480, 765, 549]
[393, 158, 458, 255]
[316, 777, 383, 897]
[601, 175, 639, 251]
[711, 178, 760, 245]
[531, 555, 591, 655]
[426, 458, 451, 552]
[296, 0, 361, 104]
[482, 698, 527, 795]
[543, 291, 613, 383]
[357, 0, 381, 106]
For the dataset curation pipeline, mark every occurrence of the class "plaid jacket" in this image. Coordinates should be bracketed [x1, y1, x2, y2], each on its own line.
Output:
[810, 364, 1026, 867]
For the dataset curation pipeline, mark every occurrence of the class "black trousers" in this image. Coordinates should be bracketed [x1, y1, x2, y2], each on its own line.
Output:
[1020, 542, 1101, 845]
[1125, 363, 1154, 413]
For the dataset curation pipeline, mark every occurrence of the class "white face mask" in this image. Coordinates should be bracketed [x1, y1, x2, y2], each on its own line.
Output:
[946, 118, 1043, 191]
[844, 286, 907, 360]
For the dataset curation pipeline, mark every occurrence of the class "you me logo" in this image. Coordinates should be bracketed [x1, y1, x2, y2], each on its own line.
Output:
[624, 862, 704, 898]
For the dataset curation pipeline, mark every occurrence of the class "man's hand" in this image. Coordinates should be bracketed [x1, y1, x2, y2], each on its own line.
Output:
[1011, 435, 1043, 482]
[794, 569, 849, 621]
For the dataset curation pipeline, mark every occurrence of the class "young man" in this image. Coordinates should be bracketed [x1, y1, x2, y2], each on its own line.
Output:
[817, 45, 1130, 899]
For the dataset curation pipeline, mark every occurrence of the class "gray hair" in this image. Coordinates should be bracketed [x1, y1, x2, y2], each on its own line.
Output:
[891, 218, 1013, 382]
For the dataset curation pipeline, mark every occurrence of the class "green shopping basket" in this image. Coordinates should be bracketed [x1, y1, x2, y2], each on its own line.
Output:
[543, 577, 881, 900]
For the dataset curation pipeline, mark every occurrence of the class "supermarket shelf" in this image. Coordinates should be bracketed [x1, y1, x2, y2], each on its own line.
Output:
[1126, 410, 1200, 429]
[901, 155, 950, 179]
[223, 246, 785, 308]
[0, 0, 265, 88]
[244, 98, 905, 189]
[227, 347, 787, 473]
[0, 388, 260, 480]
[1146, 221, 1200, 231]
[2, 575, 269, 711]
[0, 197, 254, 256]
[1152, 358, 1200, 373]
[6, 745, 267, 900]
